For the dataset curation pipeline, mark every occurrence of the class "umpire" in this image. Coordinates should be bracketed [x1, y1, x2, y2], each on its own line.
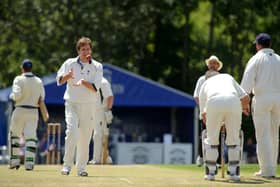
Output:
[241, 33, 280, 178]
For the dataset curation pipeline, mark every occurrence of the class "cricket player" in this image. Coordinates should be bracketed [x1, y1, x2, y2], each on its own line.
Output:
[9, 59, 45, 171]
[57, 37, 103, 176]
[193, 55, 223, 104]
[89, 77, 114, 164]
[193, 55, 223, 166]
[199, 73, 250, 181]
[241, 33, 280, 178]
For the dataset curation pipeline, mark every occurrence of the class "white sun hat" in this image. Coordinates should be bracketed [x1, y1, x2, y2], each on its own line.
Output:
[205, 55, 223, 71]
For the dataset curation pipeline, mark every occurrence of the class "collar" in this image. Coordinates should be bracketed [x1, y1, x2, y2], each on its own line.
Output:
[258, 48, 274, 54]
[23, 72, 34, 77]
[77, 57, 92, 70]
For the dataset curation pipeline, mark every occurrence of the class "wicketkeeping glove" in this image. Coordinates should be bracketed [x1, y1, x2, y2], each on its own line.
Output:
[104, 110, 113, 124]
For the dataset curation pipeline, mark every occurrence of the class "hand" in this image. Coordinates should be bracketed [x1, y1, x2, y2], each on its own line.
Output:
[202, 112, 206, 124]
[66, 68, 74, 80]
[241, 95, 250, 116]
[242, 105, 250, 116]
[73, 79, 85, 86]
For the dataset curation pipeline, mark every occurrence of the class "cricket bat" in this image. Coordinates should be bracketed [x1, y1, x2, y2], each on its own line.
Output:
[220, 125, 226, 178]
[102, 135, 109, 164]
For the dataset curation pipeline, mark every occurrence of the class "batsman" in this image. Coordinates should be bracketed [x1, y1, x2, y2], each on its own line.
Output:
[199, 73, 250, 181]
[8, 59, 45, 171]
[89, 77, 114, 164]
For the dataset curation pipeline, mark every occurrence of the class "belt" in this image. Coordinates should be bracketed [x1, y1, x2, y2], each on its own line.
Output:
[16, 105, 38, 109]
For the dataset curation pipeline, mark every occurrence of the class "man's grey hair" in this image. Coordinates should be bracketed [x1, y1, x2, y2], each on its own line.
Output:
[205, 70, 220, 79]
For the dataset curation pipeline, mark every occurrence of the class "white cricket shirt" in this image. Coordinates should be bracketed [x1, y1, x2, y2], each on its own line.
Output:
[241, 48, 280, 96]
[56, 57, 103, 103]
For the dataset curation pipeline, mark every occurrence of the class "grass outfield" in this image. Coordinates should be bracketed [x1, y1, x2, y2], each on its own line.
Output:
[0, 164, 279, 187]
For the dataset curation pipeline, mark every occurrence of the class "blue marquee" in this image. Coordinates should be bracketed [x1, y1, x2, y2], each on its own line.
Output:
[0, 64, 196, 107]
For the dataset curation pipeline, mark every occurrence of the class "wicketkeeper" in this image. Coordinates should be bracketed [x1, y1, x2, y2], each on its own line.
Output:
[89, 77, 114, 164]
[199, 73, 250, 181]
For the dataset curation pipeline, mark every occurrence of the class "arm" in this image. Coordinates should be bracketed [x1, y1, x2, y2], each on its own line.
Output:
[194, 97, 199, 105]
[240, 95, 250, 116]
[58, 68, 74, 85]
[193, 76, 205, 105]
[91, 63, 103, 91]
[9, 77, 22, 101]
[73, 79, 97, 92]
[74, 63, 103, 92]
[40, 79, 46, 101]
[198, 83, 207, 123]
[106, 96, 114, 110]
[56, 60, 73, 86]
[104, 96, 114, 124]
[240, 56, 258, 94]
[232, 77, 251, 116]
[102, 79, 114, 110]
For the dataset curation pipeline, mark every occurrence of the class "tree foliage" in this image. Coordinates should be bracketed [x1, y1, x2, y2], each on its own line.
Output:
[1, 0, 280, 94]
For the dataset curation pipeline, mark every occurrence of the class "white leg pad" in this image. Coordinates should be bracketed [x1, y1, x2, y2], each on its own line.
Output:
[25, 139, 37, 165]
[10, 135, 20, 164]
[227, 145, 241, 175]
[93, 130, 103, 163]
[201, 129, 207, 162]
[204, 142, 219, 174]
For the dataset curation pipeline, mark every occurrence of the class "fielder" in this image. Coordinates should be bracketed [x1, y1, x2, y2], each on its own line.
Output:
[89, 77, 114, 164]
[199, 73, 250, 181]
[241, 33, 280, 178]
[9, 59, 45, 171]
[193, 55, 223, 166]
[57, 37, 103, 176]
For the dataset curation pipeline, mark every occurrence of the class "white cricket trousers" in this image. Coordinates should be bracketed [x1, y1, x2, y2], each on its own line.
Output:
[63, 101, 96, 172]
[9, 107, 38, 167]
[205, 95, 242, 146]
[204, 95, 242, 174]
[252, 93, 280, 176]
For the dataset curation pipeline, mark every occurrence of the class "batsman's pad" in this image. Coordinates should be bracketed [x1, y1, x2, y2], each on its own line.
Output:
[39, 98, 49, 122]
[227, 130, 244, 176]
[25, 138, 37, 166]
[201, 129, 207, 162]
[204, 143, 219, 175]
[93, 130, 103, 164]
[10, 135, 20, 163]
[104, 110, 113, 124]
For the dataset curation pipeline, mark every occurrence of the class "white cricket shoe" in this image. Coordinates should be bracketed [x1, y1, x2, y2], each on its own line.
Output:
[9, 160, 20, 170]
[254, 171, 275, 178]
[229, 174, 240, 182]
[88, 160, 101, 165]
[77, 170, 88, 177]
[106, 156, 113, 164]
[25, 164, 34, 171]
[204, 174, 215, 181]
[196, 156, 203, 167]
[61, 165, 71, 175]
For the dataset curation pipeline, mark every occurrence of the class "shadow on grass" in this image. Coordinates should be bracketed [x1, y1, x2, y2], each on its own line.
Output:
[214, 177, 272, 185]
